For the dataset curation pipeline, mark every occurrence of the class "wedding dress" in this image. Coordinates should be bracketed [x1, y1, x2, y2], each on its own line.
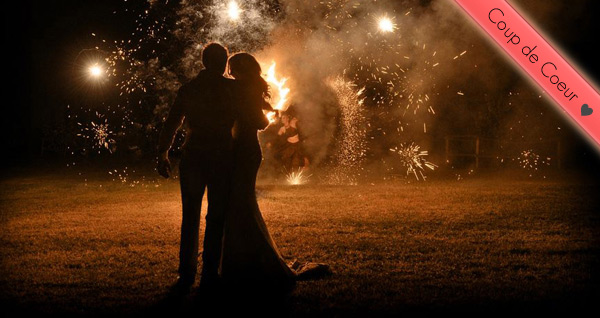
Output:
[219, 80, 329, 292]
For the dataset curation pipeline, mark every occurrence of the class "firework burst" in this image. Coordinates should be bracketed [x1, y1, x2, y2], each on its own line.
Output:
[389, 142, 437, 181]
[516, 149, 551, 177]
[226, 1, 242, 22]
[286, 169, 311, 185]
[377, 16, 397, 33]
[77, 112, 116, 154]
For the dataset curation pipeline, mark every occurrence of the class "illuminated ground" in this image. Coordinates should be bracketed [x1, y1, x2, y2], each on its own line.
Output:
[1, 167, 599, 316]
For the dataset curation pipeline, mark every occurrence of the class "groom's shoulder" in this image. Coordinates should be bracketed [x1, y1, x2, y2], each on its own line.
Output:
[184, 72, 235, 96]
[221, 77, 237, 94]
[180, 73, 220, 90]
[179, 75, 204, 92]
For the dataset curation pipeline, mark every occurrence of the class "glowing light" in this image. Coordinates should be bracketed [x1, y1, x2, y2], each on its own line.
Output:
[378, 17, 396, 33]
[88, 64, 103, 78]
[227, 1, 242, 21]
[286, 169, 310, 185]
[264, 61, 290, 122]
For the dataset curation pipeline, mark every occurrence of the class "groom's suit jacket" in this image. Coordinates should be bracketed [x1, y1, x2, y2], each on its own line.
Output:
[158, 69, 236, 154]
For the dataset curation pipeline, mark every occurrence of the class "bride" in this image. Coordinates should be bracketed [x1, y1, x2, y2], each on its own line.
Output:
[220, 52, 296, 291]
[219, 53, 328, 292]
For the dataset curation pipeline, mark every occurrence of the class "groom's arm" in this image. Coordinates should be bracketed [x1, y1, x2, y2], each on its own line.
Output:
[157, 87, 187, 155]
[156, 88, 186, 178]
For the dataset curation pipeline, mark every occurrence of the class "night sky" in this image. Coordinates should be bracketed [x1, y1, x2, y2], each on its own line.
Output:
[4, 0, 600, 164]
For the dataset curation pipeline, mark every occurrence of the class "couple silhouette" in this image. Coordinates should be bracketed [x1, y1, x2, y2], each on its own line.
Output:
[157, 43, 326, 298]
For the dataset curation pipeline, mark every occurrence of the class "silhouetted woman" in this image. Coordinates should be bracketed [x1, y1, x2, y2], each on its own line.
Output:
[220, 53, 297, 292]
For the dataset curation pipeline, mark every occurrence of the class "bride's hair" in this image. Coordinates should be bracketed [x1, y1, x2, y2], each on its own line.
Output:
[228, 52, 270, 99]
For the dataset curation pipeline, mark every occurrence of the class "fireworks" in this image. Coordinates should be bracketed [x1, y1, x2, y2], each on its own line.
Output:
[325, 77, 367, 185]
[77, 112, 115, 154]
[72, 48, 111, 92]
[206, 0, 275, 51]
[286, 169, 311, 185]
[389, 143, 437, 181]
[88, 64, 103, 78]
[226, 1, 242, 21]
[377, 17, 396, 33]
[516, 149, 551, 177]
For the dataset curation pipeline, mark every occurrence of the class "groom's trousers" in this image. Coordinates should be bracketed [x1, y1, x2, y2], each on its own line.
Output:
[178, 148, 232, 281]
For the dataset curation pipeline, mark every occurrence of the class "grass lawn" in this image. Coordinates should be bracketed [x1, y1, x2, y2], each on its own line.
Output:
[1, 167, 599, 316]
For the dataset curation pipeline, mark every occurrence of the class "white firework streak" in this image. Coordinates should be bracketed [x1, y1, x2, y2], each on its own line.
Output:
[390, 142, 437, 181]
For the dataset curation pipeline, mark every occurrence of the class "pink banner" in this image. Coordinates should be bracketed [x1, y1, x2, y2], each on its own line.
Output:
[454, 0, 600, 149]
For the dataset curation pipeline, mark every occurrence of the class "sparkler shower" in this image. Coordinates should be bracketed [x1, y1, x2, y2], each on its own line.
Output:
[324, 76, 367, 184]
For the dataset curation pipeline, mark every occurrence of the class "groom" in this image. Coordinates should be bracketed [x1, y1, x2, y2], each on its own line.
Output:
[157, 42, 235, 292]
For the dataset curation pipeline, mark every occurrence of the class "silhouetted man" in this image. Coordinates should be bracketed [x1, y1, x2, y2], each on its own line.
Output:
[157, 43, 235, 292]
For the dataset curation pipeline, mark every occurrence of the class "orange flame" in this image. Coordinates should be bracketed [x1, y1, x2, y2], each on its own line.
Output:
[263, 61, 290, 122]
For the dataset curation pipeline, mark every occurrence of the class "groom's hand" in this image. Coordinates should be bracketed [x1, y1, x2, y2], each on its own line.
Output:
[157, 152, 172, 178]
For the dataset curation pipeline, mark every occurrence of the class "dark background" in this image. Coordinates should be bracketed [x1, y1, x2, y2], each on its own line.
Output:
[3, 0, 134, 164]
[3, 0, 600, 168]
